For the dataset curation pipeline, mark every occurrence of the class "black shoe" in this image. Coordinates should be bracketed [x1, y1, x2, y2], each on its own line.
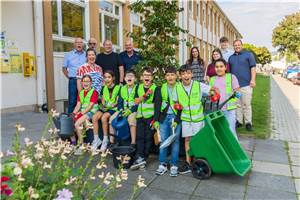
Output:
[178, 162, 192, 174]
[108, 142, 119, 149]
[246, 123, 253, 131]
[236, 121, 243, 128]
[130, 157, 146, 170]
[130, 143, 136, 150]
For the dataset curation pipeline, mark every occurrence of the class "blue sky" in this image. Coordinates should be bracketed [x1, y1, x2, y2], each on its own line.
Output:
[216, 0, 299, 52]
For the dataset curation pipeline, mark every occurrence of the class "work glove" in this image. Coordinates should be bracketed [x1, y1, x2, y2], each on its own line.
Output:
[171, 121, 178, 129]
[122, 109, 132, 117]
[153, 121, 160, 130]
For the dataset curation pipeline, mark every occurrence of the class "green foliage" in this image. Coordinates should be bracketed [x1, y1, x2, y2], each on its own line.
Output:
[243, 43, 272, 65]
[272, 11, 300, 60]
[129, 1, 188, 85]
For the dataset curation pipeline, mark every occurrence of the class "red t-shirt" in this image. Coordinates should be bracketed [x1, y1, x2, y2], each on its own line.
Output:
[206, 63, 231, 77]
[77, 89, 98, 104]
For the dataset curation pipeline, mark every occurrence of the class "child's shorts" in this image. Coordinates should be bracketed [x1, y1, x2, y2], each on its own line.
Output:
[109, 111, 137, 126]
[101, 109, 115, 116]
[182, 121, 205, 138]
[86, 112, 94, 120]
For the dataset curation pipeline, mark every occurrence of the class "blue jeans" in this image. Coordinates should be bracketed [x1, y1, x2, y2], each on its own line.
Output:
[68, 78, 78, 114]
[223, 109, 238, 139]
[159, 114, 181, 166]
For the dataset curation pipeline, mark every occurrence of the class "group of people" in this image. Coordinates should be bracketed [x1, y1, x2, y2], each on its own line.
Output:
[62, 36, 256, 176]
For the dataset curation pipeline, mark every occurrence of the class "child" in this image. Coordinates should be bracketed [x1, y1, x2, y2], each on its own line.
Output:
[109, 69, 138, 146]
[130, 67, 161, 170]
[175, 65, 211, 174]
[73, 75, 99, 155]
[91, 70, 120, 152]
[155, 66, 182, 177]
[209, 58, 240, 139]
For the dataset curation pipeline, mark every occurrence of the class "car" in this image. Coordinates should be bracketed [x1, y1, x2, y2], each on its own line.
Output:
[284, 66, 300, 79]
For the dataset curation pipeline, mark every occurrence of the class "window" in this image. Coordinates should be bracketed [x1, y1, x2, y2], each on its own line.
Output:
[99, 1, 122, 50]
[202, 4, 206, 26]
[130, 12, 143, 48]
[52, 0, 87, 52]
[196, 3, 199, 21]
[188, 1, 193, 18]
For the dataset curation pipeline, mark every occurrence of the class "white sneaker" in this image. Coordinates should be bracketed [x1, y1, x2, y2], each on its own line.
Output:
[91, 138, 102, 151]
[155, 164, 168, 175]
[74, 147, 83, 156]
[170, 166, 178, 177]
[100, 139, 108, 152]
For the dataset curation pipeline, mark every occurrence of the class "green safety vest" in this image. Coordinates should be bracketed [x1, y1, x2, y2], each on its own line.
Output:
[136, 84, 157, 119]
[120, 84, 137, 109]
[79, 89, 99, 114]
[160, 82, 177, 115]
[102, 85, 120, 111]
[209, 73, 237, 110]
[176, 81, 204, 122]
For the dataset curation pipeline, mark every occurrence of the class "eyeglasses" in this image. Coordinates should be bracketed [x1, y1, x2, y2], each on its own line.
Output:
[82, 81, 91, 83]
[89, 43, 96, 45]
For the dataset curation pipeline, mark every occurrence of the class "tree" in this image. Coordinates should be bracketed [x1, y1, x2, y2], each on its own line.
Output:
[272, 11, 300, 60]
[129, 1, 188, 84]
[243, 43, 272, 65]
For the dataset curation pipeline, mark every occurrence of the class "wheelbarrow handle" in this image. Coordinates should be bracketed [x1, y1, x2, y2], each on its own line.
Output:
[218, 92, 238, 110]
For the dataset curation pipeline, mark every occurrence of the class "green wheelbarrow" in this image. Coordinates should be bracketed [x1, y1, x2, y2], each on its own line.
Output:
[189, 93, 252, 179]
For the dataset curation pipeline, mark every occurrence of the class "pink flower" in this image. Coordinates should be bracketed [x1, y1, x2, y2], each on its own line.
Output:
[53, 188, 73, 200]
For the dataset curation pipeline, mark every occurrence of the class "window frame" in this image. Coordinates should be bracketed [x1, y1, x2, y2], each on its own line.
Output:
[130, 12, 144, 50]
[52, 0, 89, 53]
[99, 0, 123, 51]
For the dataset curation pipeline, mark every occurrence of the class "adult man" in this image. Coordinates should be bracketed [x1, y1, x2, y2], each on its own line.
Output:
[119, 40, 141, 71]
[88, 38, 97, 51]
[229, 39, 256, 131]
[62, 37, 86, 113]
[219, 36, 234, 62]
[95, 40, 124, 84]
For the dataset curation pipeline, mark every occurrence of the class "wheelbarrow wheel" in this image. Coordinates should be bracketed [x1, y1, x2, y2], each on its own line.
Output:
[192, 159, 211, 180]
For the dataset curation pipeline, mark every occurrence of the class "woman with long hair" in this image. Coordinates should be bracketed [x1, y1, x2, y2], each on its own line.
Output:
[186, 47, 206, 83]
[206, 48, 230, 81]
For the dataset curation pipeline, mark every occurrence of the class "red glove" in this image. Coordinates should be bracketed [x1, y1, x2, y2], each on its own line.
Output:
[173, 102, 183, 111]
[210, 88, 220, 103]
[73, 112, 83, 121]
[143, 89, 153, 99]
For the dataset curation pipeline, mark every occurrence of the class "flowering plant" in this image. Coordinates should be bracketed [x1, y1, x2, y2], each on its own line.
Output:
[1, 110, 146, 200]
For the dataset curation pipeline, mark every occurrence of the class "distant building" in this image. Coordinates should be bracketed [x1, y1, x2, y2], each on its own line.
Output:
[1, 0, 241, 112]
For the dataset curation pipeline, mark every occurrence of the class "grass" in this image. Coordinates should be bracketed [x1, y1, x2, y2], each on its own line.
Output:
[237, 74, 271, 139]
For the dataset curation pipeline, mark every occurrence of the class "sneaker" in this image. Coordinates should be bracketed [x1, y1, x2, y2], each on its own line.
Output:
[155, 164, 168, 175]
[130, 157, 146, 170]
[245, 123, 253, 131]
[100, 139, 108, 152]
[170, 166, 178, 177]
[236, 121, 243, 128]
[91, 138, 102, 151]
[178, 162, 191, 174]
[74, 147, 83, 156]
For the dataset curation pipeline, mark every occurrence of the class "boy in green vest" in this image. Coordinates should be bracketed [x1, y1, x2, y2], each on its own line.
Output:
[175, 65, 211, 174]
[155, 66, 182, 177]
[209, 58, 240, 139]
[130, 67, 161, 170]
[109, 69, 138, 147]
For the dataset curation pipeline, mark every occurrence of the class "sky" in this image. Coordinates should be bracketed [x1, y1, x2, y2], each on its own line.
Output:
[216, 0, 300, 52]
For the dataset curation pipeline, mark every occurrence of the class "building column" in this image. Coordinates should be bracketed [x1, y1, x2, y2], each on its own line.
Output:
[42, 1, 55, 110]
[89, 1, 100, 51]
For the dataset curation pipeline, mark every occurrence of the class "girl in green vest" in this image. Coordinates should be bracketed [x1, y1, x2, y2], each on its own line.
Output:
[209, 58, 240, 139]
[73, 75, 99, 155]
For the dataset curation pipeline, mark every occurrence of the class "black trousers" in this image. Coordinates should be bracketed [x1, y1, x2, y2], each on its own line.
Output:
[136, 118, 154, 159]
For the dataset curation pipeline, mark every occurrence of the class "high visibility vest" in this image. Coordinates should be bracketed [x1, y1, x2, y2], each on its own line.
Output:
[136, 84, 157, 119]
[79, 89, 99, 114]
[120, 84, 137, 109]
[209, 73, 237, 110]
[102, 85, 120, 111]
[176, 81, 204, 122]
[160, 82, 177, 115]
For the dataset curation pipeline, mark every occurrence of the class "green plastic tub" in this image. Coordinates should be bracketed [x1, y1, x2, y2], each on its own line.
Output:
[189, 110, 252, 179]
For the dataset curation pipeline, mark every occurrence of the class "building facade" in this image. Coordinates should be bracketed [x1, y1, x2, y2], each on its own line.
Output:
[1, 0, 241, 113]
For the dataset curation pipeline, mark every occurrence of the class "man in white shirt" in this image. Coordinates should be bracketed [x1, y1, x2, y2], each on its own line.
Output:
[220, 36, 234, 62]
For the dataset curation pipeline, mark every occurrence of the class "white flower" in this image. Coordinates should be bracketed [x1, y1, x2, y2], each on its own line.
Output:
[96, 162, 107, 169]
[137, 175, 146, 188]
[98, 172, 105, 179]
[6, 149, 15, 156]
[120, 169, 128, 181]
[18, 176, 25, 181]
[13, 166, 22, 175]
[65, 176, 77, 185]
[48, 128, 54, 134]
[21, 157, 34, 168]
[15, 124, 25, 132]
[28, 186, 39, 199]
[24, 137, 33, 146]
[89, 175, 96, 180]
[51, 109, 60, 117]
[61, 154, 67, 160]
[116, 183, 122, 188]
[54, 188, 73, 200]
[0, 151, 3, 158]
[43, 162, 51, 169]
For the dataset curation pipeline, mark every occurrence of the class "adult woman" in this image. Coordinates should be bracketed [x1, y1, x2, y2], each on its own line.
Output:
[206, 48, 230, 80]
[186, 47, 206, 83]
[76, 48, 104, 95]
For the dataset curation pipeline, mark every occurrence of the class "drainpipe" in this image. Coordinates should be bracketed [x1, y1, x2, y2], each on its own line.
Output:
[32, 1, 46, 111]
